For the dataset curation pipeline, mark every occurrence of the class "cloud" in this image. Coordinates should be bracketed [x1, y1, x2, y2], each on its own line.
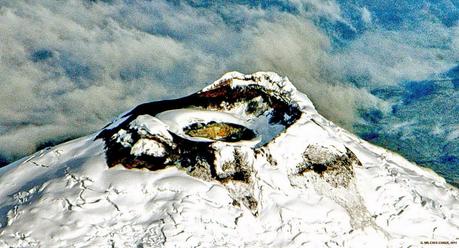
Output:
[332, 23, 458, 88]
[360, 7, 372, 24]
[288, 0, 345, 22]
[0, 0, 458, 163]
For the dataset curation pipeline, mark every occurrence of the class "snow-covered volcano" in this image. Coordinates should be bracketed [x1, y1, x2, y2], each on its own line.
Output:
[0, 72, 458, 247]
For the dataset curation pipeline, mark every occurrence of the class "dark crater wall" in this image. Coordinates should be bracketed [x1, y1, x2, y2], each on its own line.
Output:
[97, 79, 302, 174]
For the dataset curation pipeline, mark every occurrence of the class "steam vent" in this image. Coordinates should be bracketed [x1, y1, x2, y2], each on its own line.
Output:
[0, 72, 458, 247]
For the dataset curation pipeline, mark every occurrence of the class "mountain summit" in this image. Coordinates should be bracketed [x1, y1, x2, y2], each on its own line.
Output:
[0, 72, 458, 247]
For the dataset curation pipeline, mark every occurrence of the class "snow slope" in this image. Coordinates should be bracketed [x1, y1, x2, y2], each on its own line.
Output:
[0, 72, 458, 247]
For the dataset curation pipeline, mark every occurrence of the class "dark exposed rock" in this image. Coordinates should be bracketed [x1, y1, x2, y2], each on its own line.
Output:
[96, 78, 301, 214]
[98, 83, 301, 139]
[98, 78, 301, 173]
[298, 145, 362, 188]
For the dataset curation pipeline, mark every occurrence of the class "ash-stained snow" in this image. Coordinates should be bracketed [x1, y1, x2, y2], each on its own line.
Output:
[0, 72, 458, 247]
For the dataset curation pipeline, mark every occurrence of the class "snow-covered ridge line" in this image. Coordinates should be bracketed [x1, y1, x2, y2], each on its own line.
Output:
[202, 71, 317, 112]
[0, 72, 457, 247]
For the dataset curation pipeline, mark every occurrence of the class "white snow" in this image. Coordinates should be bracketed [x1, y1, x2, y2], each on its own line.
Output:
[112, 129, 133, 148]
[131, 139, 167, 157]
[110, 115, 175, 158]
[0, 71, 458, 247]
[129, 115, 173, 142]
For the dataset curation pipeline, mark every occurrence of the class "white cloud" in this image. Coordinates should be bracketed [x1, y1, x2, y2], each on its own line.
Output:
[360, 7, 372, 24]
[447, 125, 459, 141]
[0, 0, 457, 162]
[288, 0, 345, 22]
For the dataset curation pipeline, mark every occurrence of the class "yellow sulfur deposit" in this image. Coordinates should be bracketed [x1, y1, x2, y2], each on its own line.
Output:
[185, 122, 245, 140]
